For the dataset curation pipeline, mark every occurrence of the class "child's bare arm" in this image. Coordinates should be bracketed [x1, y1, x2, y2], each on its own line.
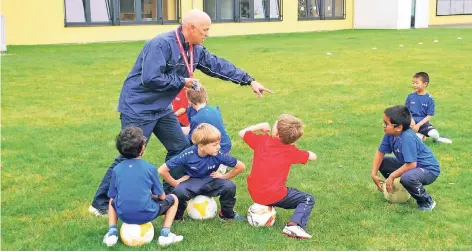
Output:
[175, 107, 186, 116]
[158, 164, 189, 187]
[416, 115, 433, 127]
[238, 122, 271, 138]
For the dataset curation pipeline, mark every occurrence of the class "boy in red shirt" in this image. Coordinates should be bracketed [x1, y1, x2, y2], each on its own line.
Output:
[239, 114, 317, 239]
[172, 88, 190, 127]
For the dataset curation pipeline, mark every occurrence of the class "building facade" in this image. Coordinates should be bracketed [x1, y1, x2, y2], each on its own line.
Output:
[1, 0, 471, 46]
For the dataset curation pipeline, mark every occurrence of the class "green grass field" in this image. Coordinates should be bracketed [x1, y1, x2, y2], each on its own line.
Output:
[2, 28, 472, 250]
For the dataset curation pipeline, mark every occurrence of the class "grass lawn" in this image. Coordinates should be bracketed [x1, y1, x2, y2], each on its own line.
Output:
[2, 28, 472, 250]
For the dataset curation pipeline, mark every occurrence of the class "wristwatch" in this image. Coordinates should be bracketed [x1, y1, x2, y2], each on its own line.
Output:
[246, 76, 255, 85]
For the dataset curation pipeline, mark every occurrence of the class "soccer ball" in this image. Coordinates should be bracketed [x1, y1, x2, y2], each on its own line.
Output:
[247, 203, 276, 227]
[120, 222, 154, 247]
[382, 178, 411, 203]
[187, 195, 218, 220]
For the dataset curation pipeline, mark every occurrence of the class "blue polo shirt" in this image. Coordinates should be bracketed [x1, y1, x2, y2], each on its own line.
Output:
[378, 129, 440, 176]
[166, 145, 238, 178]
[117, 26, 254, 120]
[405, 92, 435, 123]
[187, 105, 232, 153]
[108, 159, 164, 224]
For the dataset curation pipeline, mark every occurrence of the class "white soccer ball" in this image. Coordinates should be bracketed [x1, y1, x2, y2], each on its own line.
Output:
[120, 222, 154, 247]
[247, 203, 276, 227]
[187, 195, 218, 220]
[382, 178, 411, 203]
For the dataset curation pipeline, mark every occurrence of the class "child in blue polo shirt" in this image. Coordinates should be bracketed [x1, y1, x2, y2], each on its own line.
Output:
[405, 72, 452, 143]
[158, 123, 246, 221]
[371, 105, 440, 211]
[184, 85, 232, 154]
[103, 126, 183, 247]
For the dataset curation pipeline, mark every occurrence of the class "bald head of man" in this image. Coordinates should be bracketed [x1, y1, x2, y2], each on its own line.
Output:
[181, 9, 211, 45]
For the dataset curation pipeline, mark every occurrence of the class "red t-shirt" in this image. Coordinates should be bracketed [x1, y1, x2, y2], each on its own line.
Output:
[243, 131, 309, 205]
[172, 88, 189, 126]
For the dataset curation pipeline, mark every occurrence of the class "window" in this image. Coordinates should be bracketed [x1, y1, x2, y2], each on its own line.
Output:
[203, 0, 282, 22]
[298, 0, 344, 20]
[64, 0, 180, 26]
[64, 0, 113, 25]
[437, 0, 472, 15]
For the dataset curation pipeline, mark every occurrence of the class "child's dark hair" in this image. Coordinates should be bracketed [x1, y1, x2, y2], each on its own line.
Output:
[384, 105, 412, 132]
[413, 72, 429, 84]
[116, 126, 146, 158]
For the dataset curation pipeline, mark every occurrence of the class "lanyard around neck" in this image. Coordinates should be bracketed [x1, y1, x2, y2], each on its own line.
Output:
[174, 30, 194, 78]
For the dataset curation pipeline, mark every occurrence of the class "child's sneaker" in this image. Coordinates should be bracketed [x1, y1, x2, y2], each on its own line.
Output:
[418, 200, 436, 211]
[89, 205, 108, 217]
[158, 232, 184, 246]
[437, 137, 452, 144]
[218, 210, 246, 221]
[282, 225, 312, 239]
[103, 229, 119, 247]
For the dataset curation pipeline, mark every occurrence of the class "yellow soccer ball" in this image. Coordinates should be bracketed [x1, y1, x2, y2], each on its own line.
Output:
[187, 195, 218, 220]
[383, 178, 411, 203]
[120, 222, 154, 247]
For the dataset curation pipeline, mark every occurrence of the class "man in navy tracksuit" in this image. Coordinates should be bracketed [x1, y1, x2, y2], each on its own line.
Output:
[89, 10, 272, 216]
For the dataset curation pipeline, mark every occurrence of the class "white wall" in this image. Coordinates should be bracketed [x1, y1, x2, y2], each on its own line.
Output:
[397, 0, 413, 29]
[1, 15, 6, 52]
[354, 0, 413, 29]
[415, 0, 430, 28]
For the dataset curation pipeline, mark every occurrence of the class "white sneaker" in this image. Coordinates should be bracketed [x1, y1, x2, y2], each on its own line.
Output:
[158, 232, 184, 246]
[102, 231, 118, 247]
[89, 205, 108, 217]
[438, 137, 452, 144]
[282, 225, 312, 239]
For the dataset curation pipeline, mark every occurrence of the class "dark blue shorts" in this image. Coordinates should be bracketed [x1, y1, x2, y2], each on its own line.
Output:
[155, 194, 175, 216]
[418, 122, 436, 136]
[111, 194, 175, 223]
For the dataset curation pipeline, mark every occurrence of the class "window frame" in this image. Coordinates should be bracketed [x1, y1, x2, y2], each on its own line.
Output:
[64, 0, 181, 27]
[298, 0, 345, 21]
[436, 0, 472, 16]
[203, 0, 283, 23]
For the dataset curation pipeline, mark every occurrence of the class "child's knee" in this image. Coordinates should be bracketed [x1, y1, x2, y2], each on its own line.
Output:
[400, 173, 416, 187]
[222, 181, 236, 193]
[172, 187, 189, 200]
[169, 194, 179, 204]
[305, 193, 316, 206]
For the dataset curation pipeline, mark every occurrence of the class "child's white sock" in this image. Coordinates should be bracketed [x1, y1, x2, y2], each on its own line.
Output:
[427, 129, 440, 141]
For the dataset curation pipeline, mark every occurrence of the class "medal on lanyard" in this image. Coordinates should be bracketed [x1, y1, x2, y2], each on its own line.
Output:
[175, 30, 200, 91]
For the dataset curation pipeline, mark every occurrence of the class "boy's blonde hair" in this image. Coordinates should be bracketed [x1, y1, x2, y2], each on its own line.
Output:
[191, 123, 221, 145]
[187, 84, 208, 105]
[277, 114, 304, 144]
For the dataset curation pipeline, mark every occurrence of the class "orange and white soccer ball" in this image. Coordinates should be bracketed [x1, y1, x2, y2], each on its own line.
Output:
[120, 222, 154, 247]
[187, 195, 218, 220]
[247, 203, 276, 227]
